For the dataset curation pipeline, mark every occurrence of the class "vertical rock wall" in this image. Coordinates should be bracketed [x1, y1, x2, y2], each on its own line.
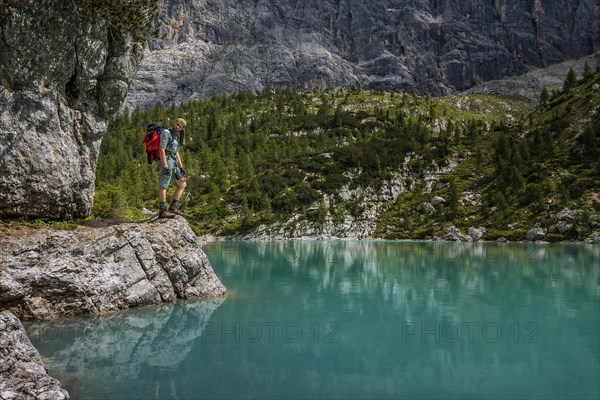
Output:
[0, 0, 143, 219]
[124, 0, 600, 110]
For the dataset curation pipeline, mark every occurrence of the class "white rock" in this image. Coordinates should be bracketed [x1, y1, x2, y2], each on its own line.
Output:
[431, 196, 446, 206]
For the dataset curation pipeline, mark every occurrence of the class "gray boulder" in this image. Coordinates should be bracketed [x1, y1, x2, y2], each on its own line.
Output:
[431, 196, 446, 206]
[442, 226, 472, 242]
[526, 227, 547, 241]
[553, 208, 583, 222]
[0, 1, 143, 219]
[549, 221, 573, 234]
[0, 218, 227, 320]
[585, 231, 600, 244]
[0, 310, 69, 399]
[496, 237, 508, 243]
[416, 202, 435, 215]
[468, 227, 487, 242]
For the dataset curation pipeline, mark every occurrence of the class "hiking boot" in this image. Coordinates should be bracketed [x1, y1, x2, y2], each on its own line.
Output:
[158, 208, 176, 219]
[169, 203, 185, 216]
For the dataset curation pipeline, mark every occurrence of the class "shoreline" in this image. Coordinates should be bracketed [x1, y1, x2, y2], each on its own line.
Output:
[202, 235, 599, 245]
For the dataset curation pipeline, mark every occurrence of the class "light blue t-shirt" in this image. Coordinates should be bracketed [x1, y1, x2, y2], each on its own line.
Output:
[159, 128, 179, 157]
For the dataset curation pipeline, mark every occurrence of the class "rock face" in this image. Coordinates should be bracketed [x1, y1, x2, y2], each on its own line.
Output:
[467, 51, 600, 101]
[0, 218, 227, 320]
[124, 0, 600, 110]
[0, 1, 143, 219]
[0, 310, 69, 399]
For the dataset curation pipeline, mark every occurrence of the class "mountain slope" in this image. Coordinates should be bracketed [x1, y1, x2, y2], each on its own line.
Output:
[467, 51, 600, 101]
[123, 0, 600, 110]
[96, 67, 599, 241]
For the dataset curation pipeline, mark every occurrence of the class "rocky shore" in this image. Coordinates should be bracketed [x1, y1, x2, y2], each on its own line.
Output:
[226, 207, 600, 244]
[0, 217, 227, 399]
[0, 311, 69, 400]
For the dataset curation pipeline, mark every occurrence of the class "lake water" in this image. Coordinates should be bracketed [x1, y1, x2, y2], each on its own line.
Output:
[27, 241, 599, 399]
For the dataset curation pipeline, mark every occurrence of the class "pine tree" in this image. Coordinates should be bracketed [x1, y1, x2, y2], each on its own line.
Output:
[581, 125, 596, 147]
[583, 62, 593, 81]
[563, 68, 577, 91]
[317, 197, 328, 224]
[540, 87, 549, 107]
[448, 179, 459, 215]
[494, 191, 508, 216]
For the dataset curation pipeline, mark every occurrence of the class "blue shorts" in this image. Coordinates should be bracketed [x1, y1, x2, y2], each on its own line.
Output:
[158, 157, 184, 189]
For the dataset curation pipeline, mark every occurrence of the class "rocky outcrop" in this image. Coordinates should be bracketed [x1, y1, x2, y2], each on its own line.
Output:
[467, 52, 600, 101]
[0, 310, 69, 399]
[431, 196, 446, 206]
[0, 1, 143, 219]
[467, 227, 486, 242]
[232, 154, 461, 240]
[585, 231, 600, 244]
[124, 0, 600, 110]
[553, 208, 583, 222]
[526, 227, 547, 241]
[0, 218, 226, 320]
[441, 226, 472, 242]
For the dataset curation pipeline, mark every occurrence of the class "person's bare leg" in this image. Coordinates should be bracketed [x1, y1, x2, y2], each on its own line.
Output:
[173, 180, 186, 201]
[158, 188, 167, 202]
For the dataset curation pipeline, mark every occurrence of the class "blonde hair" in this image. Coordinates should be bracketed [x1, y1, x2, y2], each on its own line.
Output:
[174, 118, 187, 145]
[174, 118, 187, 128]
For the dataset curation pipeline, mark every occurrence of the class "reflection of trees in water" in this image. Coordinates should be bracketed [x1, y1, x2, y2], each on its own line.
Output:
[206, 241, 600, 362]
[25, 299, 224, 396]
[198, 241, 599, 399]
[205, 241, 599, 316]
[23, 242, 598, 399]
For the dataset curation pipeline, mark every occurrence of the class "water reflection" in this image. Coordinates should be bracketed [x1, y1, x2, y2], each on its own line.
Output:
[25, 299, 223, 398]
[196, 241, 599, 399]
[203, 241, 599, 314]
[27, 241, 599, 399]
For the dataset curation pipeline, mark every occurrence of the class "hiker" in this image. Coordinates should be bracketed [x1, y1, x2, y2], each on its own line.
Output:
[157, 118, 187, 218]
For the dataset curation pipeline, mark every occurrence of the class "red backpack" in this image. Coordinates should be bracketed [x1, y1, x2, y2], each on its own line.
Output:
[143, 123, 163, 164]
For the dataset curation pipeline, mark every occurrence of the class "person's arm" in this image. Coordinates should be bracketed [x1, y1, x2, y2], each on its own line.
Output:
[176, 152, 183, 169]
[159, 148, 169, 169]
[159, 129, 170, 169]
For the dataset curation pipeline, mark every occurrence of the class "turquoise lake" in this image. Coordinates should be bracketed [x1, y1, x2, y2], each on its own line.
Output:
[27, 241, 599, 399]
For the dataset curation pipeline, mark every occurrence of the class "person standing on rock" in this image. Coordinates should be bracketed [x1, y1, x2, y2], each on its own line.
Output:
[157, 118, 187, 218]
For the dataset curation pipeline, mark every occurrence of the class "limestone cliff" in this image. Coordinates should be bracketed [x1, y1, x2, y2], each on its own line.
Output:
[0, 0, 143, 219]
[0, 218, 227, 321]
[124, 0, 600, 110]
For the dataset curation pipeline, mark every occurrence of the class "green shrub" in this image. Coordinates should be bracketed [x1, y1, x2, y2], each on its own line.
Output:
[484, 229, 528, 241]
[413, 226, 434, 239]
[385, 231, 412, 240]
[545, 233, 566, 242]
